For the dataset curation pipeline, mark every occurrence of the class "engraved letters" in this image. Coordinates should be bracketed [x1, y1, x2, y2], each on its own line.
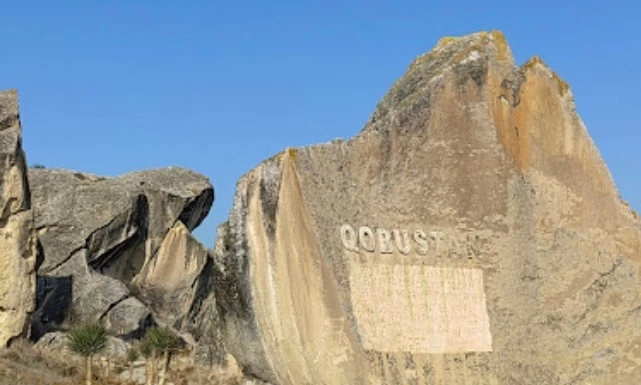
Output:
[358, 226, 376, 252]
[376, 228, 393, 254]
[393, 229, 411, 255]
[340, 224, 358, 252]
[340, 224, 482, 258]
[430, 231, 445, 255]
[413, 230, 429, 255]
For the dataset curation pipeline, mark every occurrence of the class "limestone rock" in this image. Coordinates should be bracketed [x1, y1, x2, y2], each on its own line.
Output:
[35, 331, 132, 359]
[215, 31, 641, 384]
[0, 90, 37, 347]
[133, 221, 210, 333]
[33, 331, 67, 351]
[29, 166, 213, 336]
[186, 222, 229, 368]
[30, 167, 213, 279]
[102, 297, 152, 339]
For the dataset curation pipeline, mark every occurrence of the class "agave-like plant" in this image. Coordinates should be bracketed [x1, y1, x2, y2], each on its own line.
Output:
[141, 327, 179, 385]
[126, 347, 139, 381]
[67, 323, 107, 385]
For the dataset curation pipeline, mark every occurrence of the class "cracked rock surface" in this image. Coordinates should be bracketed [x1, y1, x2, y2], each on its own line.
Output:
[0, 90, 37, 347]
[213, 31, 641, 385]
[29, 166, 213, 339]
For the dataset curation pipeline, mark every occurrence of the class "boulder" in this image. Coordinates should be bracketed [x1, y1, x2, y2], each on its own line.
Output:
[33, 331, 67, 351]
[29, 166, 213, 337]
[30, 167, 213, 280]
[0, 90, 37, 347]
[101, 297, 152, 339]
[133, 221, 210, 333]
[214, 31, 641, 384]
[35, 331, 132, 359]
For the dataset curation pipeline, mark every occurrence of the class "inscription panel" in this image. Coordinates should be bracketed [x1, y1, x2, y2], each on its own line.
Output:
[349, 262, 493, 353]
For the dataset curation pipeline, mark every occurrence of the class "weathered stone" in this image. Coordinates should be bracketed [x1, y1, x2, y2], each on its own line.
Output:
[186, 222, 228, 368]
[214, 31, 641, 384]
[133, 221, 209, 333]
[45, 250, 134, 329]
[30, 167, 213, 280]
[29, 166, 213, 336]
[33, 331, 67, 351]
[117, 168, 214, 273]
[35, 331, 132, 359]
[0, 90, 37, 347]
[102, 297, 152, 339]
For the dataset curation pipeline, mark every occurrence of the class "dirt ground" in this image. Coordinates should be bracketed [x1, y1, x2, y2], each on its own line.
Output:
[0, 339, 242, 385]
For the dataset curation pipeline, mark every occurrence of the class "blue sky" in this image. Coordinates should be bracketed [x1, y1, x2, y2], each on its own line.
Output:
[1, 1, 639, 245]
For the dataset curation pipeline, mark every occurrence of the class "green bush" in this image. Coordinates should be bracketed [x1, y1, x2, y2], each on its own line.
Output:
[127, 347, 139, 363]
[67, 323, 107, 385]
[142, 327, 179, 353]
[67, 323, 107, 357]
[141, 327, 180, 385]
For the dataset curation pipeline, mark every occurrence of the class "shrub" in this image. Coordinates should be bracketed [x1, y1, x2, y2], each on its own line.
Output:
[141, 327, 179, 385]
[67, 323, 107, 385]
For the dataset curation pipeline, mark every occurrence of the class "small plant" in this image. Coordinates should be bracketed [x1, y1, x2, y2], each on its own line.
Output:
[126, 347, 139, 381]
[140, 335, 156, 385]
[141, 327, 179, 385]
[67, 323, 107, 385]
[32, 163, 46, 169]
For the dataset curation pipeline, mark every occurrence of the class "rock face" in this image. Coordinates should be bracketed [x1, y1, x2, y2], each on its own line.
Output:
[133, 220, 211, 333]
[0, 90, 37, 346]
[214, 31, 641, 384]
[187, 222, 233, 367]
[29, 167, 214, 339]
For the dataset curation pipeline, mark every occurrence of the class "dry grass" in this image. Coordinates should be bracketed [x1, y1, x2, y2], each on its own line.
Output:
[0, 339, 243, 385]
[0, 338, 79, 385]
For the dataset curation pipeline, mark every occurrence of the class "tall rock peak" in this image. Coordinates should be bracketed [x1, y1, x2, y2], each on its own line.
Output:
[212, 31, 641, 385]
[363, 30, 514, 134]
[0, 90, 36, 347]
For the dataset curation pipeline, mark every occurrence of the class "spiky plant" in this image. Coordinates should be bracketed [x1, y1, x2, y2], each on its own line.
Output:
[67, 323, 107, 385]
[142, 327, 179, 385]
[126, 347, 139, 381]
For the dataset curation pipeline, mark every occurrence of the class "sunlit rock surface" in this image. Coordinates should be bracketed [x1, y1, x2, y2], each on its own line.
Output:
[213, 31, 641, 385]
[0, 90, 37, 347]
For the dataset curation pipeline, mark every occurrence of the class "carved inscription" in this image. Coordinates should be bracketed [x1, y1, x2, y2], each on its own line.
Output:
[349, 263, 493, 353]
[343, 224, 492, 353]
[340, 224, 482, 258]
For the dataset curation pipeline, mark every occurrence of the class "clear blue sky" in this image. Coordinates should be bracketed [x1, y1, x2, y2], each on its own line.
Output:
[1, 1, 639, 246]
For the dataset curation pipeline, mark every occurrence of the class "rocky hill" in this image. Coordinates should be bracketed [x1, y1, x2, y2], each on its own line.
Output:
[212, 31, 641, 385]
[1, 30, 640, 385]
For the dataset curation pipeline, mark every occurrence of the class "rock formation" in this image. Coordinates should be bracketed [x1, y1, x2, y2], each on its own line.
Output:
[133, 220, 211, 334]
[213, 31, 641, 384]
[0, 90, 37, 347]
[29, 167, 214, 339]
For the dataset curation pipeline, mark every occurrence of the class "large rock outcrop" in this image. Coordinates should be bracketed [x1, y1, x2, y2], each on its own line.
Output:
[0, 90, 37, 346]
[29, 167, 214, 338]
[214, 31, 641, 384]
